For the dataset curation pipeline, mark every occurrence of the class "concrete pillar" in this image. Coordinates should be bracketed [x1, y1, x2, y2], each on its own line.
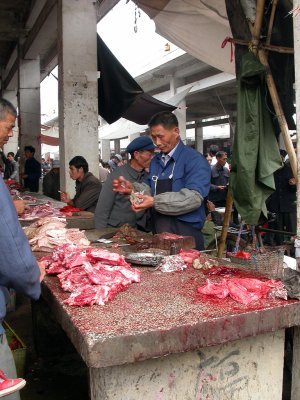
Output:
[170, 76, 187, 143]
[114, 139, 121, 155]
[195, 122, 203, 154]
[100, 139, 110, 162]
[58, 0, 98, 196]
[18, 58, 41, 161]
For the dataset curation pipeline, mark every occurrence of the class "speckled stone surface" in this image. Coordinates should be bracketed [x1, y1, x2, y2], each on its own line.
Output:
[41, 265, 300, 369]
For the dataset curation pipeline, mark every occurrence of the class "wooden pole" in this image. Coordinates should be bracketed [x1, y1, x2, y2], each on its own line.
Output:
[248, 2, 298, 180]
[266, 0, 278, 46]
[217, 0, 266, 258]
[217, 192, 233, 257]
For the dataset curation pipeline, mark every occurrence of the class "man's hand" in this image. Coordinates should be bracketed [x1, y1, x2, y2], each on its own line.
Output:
[131, 194, 154, 212]
[38, 261, 46, 282]
[289, 178, 296, 186]
[60, 191, 70, 203]
[217, 185, 226, 190]
[206, 200, 216, 212]
[13, 199, 26, 215]
[112, 176, 133, 195]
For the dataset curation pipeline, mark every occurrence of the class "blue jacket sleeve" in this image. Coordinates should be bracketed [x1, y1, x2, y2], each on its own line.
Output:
[0, 177, 41, 300]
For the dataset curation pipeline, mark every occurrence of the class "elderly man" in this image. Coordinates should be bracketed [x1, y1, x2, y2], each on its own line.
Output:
[113, 111, 211, 250]
[94, 136, 155, 230]
[60, 156, 102, 212]
[0, 98, 43, 399]
[209, 151, 230, 208]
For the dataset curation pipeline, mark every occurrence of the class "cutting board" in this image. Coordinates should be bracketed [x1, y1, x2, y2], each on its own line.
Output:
[66, 211, 94, 230]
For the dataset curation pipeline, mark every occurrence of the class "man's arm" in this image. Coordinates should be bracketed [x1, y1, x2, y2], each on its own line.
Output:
[94, 177, 115, 228]
[0, 178, 41, 300]
[73, 181, 102, 210]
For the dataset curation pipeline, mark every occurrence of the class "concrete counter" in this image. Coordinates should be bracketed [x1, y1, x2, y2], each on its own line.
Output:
[40, 265, 300, 399]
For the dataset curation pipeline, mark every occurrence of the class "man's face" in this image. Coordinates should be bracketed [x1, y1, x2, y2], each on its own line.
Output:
[134, 149, 154, 169]
[69, 165, 84, 181]
[0, 112, 16, 148]
[150, 124, 179, 154]
[217, 154, 227, 167]
[25, 150, 34, 159]
[7, 154, 14, 161]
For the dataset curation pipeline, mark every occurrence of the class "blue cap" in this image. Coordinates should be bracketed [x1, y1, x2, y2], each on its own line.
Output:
[126, 136, 155, 153]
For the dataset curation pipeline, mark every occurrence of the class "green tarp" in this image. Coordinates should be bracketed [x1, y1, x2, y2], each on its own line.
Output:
[230, 52, 282, 224]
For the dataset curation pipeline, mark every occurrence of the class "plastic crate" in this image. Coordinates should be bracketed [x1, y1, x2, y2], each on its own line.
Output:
[3, 321, 27, 377]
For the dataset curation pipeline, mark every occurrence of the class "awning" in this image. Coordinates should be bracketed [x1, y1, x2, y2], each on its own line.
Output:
[97, 35, 176, 124]
[134, 0, 234, 74]
[99, 87, 191, 140]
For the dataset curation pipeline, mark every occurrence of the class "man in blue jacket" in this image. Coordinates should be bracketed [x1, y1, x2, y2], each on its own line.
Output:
[112, 111, 211, 250]
[0, 98, 43, 399]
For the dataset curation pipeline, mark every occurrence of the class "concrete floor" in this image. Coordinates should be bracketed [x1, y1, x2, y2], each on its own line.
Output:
[5, 295, 89, 400]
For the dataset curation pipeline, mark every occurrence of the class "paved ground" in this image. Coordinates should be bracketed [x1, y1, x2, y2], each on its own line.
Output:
[5, 295, 89, 400]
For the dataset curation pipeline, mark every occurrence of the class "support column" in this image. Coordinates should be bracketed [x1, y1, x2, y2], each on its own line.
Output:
[170, 76, 186, 143]
[58, 0, 98, 196]
[195, 122, 203, 154]
[18, 58, 41, 161]
[100, 139, 110, 162]
[114, 139, 121, 155]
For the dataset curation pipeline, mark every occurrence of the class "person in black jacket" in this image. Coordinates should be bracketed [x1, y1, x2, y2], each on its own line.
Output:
[208, 151, 229, 208]
[266, 156, 296, 245]
[22, 146, 41, 192]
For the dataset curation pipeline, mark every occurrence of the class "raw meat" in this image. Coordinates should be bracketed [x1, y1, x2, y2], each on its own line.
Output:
[42, 244, 141, 306]
[179, 249, 201, 265]
[197, 277, 287, 305]
[24, 218, 90, 251]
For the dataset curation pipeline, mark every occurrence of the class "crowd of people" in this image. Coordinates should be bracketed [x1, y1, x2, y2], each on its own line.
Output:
[0, 97, 297, 398]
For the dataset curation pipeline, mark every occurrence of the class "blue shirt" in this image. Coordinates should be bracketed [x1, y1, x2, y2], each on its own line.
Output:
[146, 140, 211, 228]
[0, 176, 41, 334]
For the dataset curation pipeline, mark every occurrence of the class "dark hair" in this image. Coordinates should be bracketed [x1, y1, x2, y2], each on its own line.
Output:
[209, 145, 218, 156]
[7, 152, 14, 158]
[69, 156, 89, 173]
[0, 98, 17, 120]
[148, 111, 178, 129]
[216, 151, 227, 158]
[24, 145, 35, 154]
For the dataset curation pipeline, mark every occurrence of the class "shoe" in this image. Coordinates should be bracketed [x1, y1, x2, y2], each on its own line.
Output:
[0, 370, 26, 398]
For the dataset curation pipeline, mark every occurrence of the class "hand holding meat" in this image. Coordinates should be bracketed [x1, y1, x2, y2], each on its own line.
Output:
[112, 176, 133, 194]
[131, 194, 154, 211]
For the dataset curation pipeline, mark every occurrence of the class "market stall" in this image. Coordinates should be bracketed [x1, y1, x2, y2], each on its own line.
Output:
[12, 190, 299, 399]
[40, 255, 299, 400]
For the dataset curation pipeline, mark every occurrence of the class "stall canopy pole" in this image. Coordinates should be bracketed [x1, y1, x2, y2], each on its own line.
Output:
[293, 0, 300, 265]
[217, 0, 266, 258]
[248, 12, 297, 179]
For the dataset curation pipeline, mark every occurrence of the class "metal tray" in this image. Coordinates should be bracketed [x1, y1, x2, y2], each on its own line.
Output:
[125, 252, 165, 266]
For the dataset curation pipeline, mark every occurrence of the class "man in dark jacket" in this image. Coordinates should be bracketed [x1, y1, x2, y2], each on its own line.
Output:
[23, 146, 41, 192]
[266, 158, 296, 245]
[60, 156, 102, 212]
[209, 151, 230, 208]
[94, 136, 155, 230]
